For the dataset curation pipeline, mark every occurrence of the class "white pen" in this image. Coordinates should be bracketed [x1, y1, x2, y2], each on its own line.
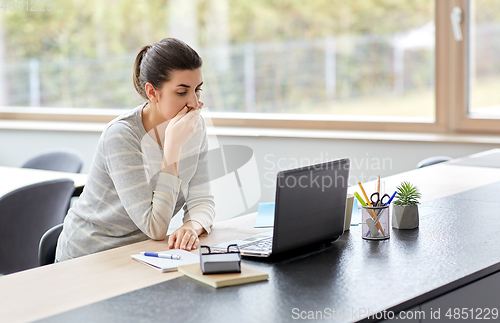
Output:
[141, 252, 181, 260]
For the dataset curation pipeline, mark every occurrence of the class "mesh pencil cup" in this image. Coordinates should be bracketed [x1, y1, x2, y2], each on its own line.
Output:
[361, 205, 390, 240]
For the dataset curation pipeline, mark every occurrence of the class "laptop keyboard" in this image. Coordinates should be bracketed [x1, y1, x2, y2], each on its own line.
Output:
[239, 237, 273, 252]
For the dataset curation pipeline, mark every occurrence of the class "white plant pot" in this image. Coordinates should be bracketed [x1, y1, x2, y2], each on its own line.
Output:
[392, 204, 419, 229]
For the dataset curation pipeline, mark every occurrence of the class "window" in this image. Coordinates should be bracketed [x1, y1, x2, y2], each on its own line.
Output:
[469, 0, 500, 118]
[439, 0, 500, 134]
[462, 0, 500, 133]
[0, 1, 497, 134]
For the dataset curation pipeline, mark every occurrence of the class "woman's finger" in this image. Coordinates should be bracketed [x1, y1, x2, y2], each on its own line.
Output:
[179, 232, 193, 250]
[179, 105, 189, 114]
[168, 231, 178, 249]
[190, 110, 201, 124]
[185, 235, 197, 250]
[192, 238, 200, 250]
[171, 106, 188, 123]
[191, 107, 201, 119]
[181, 109, 200, 128]
[174, 230, 185, 249]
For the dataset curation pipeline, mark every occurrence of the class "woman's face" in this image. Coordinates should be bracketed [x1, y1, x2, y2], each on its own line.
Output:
[146, 68, 203, 121]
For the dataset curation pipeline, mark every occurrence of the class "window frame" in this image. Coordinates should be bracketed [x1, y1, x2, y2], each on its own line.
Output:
[1, 0, 496, 135]
[449, 0, 500, 134]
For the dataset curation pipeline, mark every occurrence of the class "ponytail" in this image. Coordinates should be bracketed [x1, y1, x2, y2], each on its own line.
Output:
[133, 45, 151, 101]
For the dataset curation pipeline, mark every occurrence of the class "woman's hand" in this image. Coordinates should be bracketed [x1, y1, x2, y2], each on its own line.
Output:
[168, 220, 205, 251]
[161, 101, 203, 175]
[164, 101, 203, 152]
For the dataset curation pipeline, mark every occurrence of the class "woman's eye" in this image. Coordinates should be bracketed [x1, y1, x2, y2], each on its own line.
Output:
[177, 92, 187, 96]
[195, 88, 202, 93]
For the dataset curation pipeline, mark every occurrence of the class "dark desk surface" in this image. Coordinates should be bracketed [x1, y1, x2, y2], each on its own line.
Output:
[39, 181, 500, 323]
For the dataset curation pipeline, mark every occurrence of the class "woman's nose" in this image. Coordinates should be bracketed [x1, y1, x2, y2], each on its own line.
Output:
[186, 91, 199, 109]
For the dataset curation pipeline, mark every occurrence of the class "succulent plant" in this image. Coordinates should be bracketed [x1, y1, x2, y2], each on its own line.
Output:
[394, 181, 421, 206]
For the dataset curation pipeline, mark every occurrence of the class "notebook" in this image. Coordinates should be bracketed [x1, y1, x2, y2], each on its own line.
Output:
[254, 202, 275, 228]
[131, 249, 200, 273]
[178, 263, 268, 288]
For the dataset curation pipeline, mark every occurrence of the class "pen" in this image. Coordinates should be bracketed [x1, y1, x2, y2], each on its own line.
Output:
[384, 191, 397, 206]
[141, 252, 181, 260]
[354, 192, 367, 206]
[377, 176, 381, 206]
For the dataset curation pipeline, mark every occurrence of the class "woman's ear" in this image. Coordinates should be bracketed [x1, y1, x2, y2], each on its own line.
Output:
[145, 82, 158, 104]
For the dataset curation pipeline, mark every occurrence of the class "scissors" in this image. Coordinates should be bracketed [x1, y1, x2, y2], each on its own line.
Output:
[370, 192, 390, 206]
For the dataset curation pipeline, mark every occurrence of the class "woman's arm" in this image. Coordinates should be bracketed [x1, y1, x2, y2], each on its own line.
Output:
[167, 116, 215, 250]
[102, 122, 181, 241]
[161, 106, 201, 177]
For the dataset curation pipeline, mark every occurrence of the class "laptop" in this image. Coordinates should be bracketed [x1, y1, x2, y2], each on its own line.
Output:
[212, 158, 350, 257]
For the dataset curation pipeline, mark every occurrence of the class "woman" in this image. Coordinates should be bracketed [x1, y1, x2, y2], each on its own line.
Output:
[55, 38, 215, 261]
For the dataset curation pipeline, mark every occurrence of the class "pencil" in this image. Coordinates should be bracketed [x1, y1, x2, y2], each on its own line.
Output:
[358, 182, 372, 207]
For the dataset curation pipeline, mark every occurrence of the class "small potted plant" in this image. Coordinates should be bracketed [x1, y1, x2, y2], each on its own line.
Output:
[392, 181, 421, 229]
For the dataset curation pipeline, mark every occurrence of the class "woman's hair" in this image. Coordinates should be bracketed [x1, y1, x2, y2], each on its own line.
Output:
[133, 38, 203, 101]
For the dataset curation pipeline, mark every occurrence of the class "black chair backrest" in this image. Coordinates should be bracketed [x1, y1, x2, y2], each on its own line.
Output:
[22, 149, 84, 173]
[39, 223, 64, 266]
[0, 179, 75, 274]
[416, 156, 452, 168]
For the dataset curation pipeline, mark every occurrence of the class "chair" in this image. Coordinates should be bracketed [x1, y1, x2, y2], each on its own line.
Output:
[0, 179, 75, 275]
[416, 156, 452, 168]
[39, 223, 63, 266]
[22, 148, 84, 173]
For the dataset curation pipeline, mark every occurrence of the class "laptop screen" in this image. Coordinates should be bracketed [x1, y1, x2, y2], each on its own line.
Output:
[272, 158, 350, 254]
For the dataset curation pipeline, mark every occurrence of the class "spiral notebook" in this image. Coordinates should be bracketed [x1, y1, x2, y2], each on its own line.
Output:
[131, 249, 200, 273]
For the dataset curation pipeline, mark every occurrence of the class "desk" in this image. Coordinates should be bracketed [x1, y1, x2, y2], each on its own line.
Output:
[0, 166, 87, 197]
[1, 152, 500, 323]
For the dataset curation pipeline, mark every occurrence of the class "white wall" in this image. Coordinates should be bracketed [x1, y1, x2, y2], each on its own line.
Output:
[209, 135, 496, 217]
[0, 128, 101, 173]
[0, 127, 496, 221]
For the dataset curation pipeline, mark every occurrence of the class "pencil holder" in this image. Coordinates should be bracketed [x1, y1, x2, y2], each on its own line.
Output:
[361, 205, 390, 240]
